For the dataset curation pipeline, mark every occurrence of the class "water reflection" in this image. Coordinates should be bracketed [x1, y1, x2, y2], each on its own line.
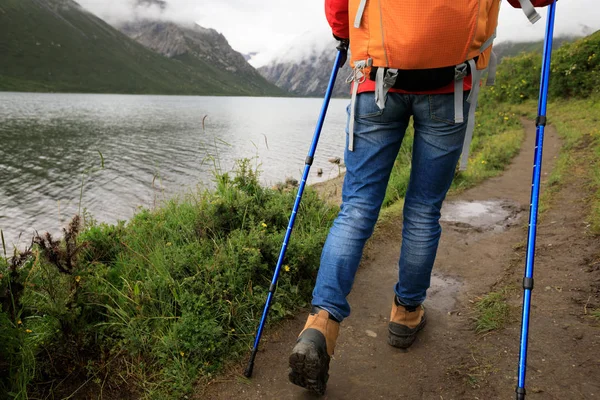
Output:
[0, 93, 349, 248]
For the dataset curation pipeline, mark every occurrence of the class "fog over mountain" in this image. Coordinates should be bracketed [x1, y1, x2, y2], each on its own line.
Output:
[75, 0, 599, 98]
[77, 0, 600, 68]
[77, 0, 189, 24]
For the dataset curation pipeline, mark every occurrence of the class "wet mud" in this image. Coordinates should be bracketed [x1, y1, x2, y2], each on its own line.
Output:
[441, 199, 523, 232]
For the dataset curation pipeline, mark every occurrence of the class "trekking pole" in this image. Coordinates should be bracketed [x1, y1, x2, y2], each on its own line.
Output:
[244, 42, 348, 378]
[516, 2, 557, 399]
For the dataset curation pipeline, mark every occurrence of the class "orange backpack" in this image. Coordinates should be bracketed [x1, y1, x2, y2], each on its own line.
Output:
[345, 0, 537, 170]
[349, 0, 500, 73]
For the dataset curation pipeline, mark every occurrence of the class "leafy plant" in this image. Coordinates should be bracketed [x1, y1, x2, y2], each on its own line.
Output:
[0, 160, 337, 399]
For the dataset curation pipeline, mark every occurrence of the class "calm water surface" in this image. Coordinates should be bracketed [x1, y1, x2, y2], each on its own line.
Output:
[0, 93, 348, 248]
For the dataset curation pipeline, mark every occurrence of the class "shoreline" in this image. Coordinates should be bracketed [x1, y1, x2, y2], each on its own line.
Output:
[310, 171, 345, 206]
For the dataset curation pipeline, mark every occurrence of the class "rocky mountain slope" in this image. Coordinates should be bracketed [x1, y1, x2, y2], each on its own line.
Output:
[119, 20, 277, 95]
[258, 39, 352, 98]
[0, 0, 280, 96]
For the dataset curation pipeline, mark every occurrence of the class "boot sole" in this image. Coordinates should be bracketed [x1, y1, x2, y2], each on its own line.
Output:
[388, 315, 427, 349]
[288, 339, 330, 395]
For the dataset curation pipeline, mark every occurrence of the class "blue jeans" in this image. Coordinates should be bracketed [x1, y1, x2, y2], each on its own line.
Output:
[312, 92, 468, 322]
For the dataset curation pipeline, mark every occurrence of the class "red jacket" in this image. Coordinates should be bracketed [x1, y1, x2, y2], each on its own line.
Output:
[325, 0, 349, 40]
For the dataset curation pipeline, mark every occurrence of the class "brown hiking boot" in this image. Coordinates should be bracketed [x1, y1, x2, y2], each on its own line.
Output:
[388, 298, 427, 349]
[288, 308, 340, 395]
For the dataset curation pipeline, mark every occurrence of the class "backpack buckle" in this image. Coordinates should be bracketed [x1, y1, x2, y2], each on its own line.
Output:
[455, 63, 469, 81]
[375, 68, 398, 110]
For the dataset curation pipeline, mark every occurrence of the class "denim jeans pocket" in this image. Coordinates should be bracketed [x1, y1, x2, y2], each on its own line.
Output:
[351, 93, 383, 119]
[429, 93, 468, 125]
[350, 93, 400, 125]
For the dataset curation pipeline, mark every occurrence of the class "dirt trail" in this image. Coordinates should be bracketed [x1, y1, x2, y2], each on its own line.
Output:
[200, 121, 600, 399]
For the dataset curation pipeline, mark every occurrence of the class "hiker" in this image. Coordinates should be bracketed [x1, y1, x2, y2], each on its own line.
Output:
[288, 0, 554, 394]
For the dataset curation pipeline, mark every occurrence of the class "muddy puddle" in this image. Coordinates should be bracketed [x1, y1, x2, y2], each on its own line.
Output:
[427, 274, 462, 313]
[440, 200, 522, 232]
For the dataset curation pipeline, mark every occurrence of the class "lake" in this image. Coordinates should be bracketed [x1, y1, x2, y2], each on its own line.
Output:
[0, 93, 349, 249]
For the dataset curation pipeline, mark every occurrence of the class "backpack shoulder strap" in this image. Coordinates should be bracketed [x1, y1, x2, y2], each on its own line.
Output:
[517, 0, 542, 24]
[354, 0, 367, 28]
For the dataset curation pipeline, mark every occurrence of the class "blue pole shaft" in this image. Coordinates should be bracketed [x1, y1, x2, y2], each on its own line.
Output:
[516, 3, 557, 399]
[244, 49, 345, 378]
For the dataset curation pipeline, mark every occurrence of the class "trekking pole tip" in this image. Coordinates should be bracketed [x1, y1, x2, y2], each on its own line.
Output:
[516, 386, 526, 400]
[243, 362, 254, 378]
[244, 347, 258, 378]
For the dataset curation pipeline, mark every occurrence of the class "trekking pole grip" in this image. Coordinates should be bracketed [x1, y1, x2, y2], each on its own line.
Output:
[336, 39, 349, 68]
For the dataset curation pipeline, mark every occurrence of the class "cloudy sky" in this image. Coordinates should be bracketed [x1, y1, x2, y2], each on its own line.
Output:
[78, 0, 600, 67]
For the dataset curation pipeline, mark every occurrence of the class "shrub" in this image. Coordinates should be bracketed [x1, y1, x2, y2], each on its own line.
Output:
[489, 31, 600, 103]
[0, 159, 337, 399]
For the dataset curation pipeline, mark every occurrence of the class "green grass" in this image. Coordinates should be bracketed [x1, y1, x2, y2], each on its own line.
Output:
[473, 287, 514, 333]
[0, 0, 281, 96]
[543, 96, 600, 234]
[591, 309, 600, 321]
[509, 96, 600, 232]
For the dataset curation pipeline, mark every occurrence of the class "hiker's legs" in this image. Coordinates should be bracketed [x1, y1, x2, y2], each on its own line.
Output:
[312, 93, 410, 322]
[394, 93, 468, 306]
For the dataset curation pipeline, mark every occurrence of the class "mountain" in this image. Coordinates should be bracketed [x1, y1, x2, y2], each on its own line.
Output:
[0, 0, 281, 96]
[493, 35, 580, 62]
[118, 20, 277, 96]
[258, 38, 352, 98]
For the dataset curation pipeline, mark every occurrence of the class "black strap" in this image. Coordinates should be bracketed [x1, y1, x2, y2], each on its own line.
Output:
[369, 58, 478, 92]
